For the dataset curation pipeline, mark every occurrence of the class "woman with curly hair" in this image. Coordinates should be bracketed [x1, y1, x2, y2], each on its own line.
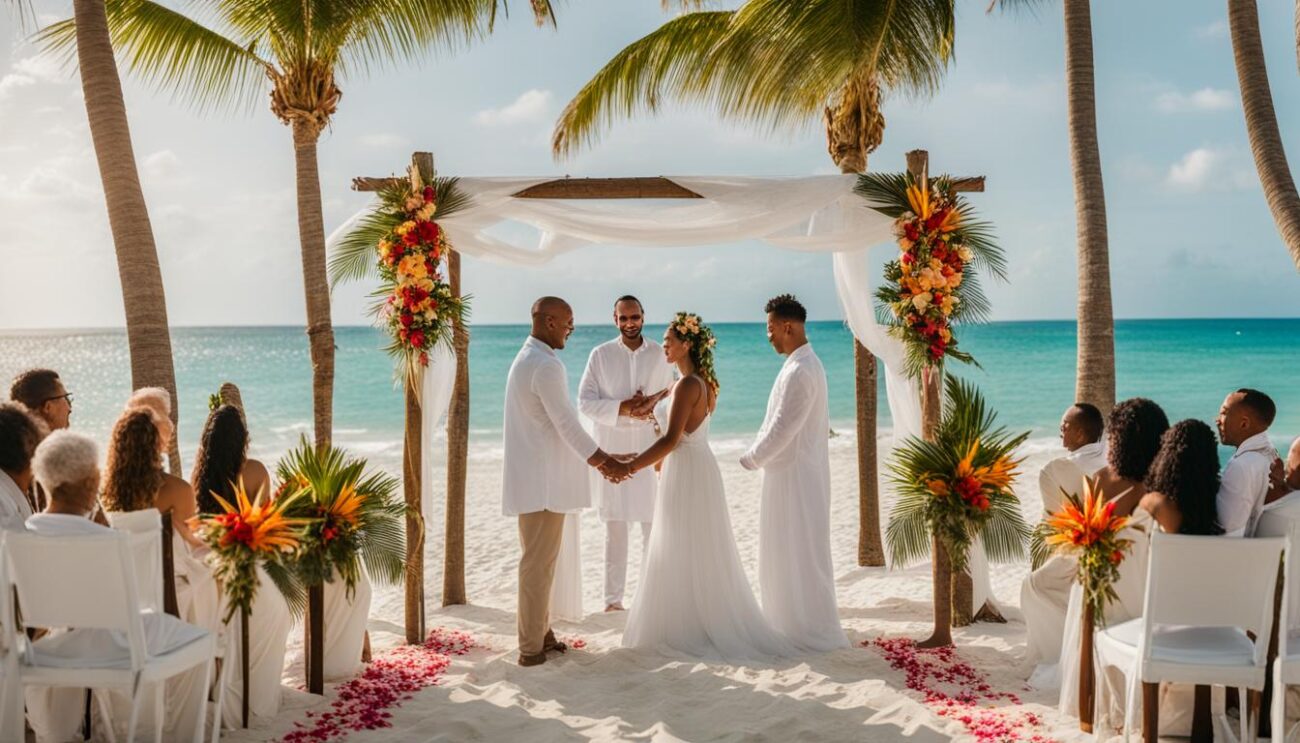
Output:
[1138, 420, 1224, 536]
[611, 311, 797, 661]
[103, 397, 202, 548]
[1094, 397, 1171, 516]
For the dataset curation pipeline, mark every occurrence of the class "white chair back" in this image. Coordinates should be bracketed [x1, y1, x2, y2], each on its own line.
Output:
[106, 509, 164, 613]
[2, 531, 148, 670]
[1255, 507, 1300, 652]
[0, 536, 23, 743]
[1141, 532, 1285, 666]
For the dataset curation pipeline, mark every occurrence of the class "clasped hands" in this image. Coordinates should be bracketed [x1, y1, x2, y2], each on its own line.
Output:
[619, 389, 669, 422]
[596, 452, 638, 484]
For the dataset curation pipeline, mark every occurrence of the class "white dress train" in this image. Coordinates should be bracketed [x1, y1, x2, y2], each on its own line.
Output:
[219, 566, 293, 728]
[550, 513, 585, 623]
[622, 401, 796, 662]
[322, 568, 372, 681]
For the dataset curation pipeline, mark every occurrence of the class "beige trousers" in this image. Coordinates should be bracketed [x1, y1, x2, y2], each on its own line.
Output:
[518, 510, 566, 655]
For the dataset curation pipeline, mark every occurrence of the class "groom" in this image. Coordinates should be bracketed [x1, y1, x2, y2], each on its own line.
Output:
[503, 296, 625, 667]
[740, 294, 849, 652]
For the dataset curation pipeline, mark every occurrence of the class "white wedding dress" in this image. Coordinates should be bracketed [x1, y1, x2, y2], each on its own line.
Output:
[622, 393, 796, 662]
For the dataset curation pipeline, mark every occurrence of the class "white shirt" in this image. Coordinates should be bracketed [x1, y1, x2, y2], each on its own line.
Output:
[740, 344, 827, 471]
[1037, 440, 1108, 516]
[501, 336, 599, 516]
[0, 471, 33, 532]
[578, 337, 675, 523]
[1217, 431, 1278, 537]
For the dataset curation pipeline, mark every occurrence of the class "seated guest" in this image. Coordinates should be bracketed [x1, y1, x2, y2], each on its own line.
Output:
[1024, 398, 1167, 670]
[1267, 437, 1300, 503]
[191, 403, 289, 727]
[25, 431, 209, 743]
[1138, 419, 1226, 536]
[111, 392, 203, 548]
[1037, 402, 1107, 516]
[0, 403, 41, 530]
[1215, 388, 1279, 536]
[9, 369, 70, 514]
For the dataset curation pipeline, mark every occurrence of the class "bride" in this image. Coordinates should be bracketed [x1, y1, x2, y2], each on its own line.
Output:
[603, 313, 796, 662]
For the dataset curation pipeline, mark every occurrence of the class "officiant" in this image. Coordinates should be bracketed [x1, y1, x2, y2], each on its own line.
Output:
[578, 296, 675, 612]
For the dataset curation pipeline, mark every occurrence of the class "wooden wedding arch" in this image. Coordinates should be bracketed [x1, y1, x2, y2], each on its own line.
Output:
[352, 150, 986, 644]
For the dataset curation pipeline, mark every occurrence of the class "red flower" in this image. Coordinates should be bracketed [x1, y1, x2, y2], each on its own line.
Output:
[416, 220, 439, 243]
[924, 208, 947, 232]
[933, 246, 949, 261]
[399, 313, 414, 328]
[904, 223, 920, 242]
[1111, 550, 1124, 565]
[418, 351, 429, 366]
[901, 251, 916, 265]
[322, 526, 338, 543]
[409, 330, 426, 348]
[423, 185, 435, 204]
[954, 475, 982, 503]
[402, 231, 418, 246]
[387, 244, 404, 265]
[929, 342, 947, 360]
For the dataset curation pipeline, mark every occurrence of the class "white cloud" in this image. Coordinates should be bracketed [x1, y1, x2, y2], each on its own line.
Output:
[359, 132, 408, 148]
[473, 89, 553, 127]
[1194, 20, 1227, 39]
[1154, 87, 1235, 113]
[11, 55, 65, 83]
[142, 150, 181, 179]
[0, 73, 35, 101]
[1165, 147, 1255, 191]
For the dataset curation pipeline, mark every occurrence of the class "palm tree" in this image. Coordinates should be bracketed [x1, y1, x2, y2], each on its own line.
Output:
[1230, 0, 1300, 271]
[42, 0, 558, 449]
[553, 0, 957, 573]
[990, 0, 1115, 414]
[54, 0, 184, 473]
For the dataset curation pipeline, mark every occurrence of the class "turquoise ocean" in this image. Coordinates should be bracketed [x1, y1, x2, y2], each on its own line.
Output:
[0, 319, 1296, 472]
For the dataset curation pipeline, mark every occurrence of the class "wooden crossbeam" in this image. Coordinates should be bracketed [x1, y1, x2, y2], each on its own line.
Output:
[352, 174, 985, 197]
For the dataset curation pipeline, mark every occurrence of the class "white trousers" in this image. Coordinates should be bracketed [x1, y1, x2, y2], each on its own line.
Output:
[604, 520, 651, 607]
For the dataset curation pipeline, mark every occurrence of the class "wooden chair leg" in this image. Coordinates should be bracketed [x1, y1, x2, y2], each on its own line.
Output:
[1248, 688, 1262, 743]
[1142, 682, 1159, 743]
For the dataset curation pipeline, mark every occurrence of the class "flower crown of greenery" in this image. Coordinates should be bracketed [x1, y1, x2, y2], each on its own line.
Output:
[670, 312, 719, 392]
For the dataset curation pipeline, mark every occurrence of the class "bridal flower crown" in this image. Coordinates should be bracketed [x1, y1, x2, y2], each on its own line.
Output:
[670, 312, 720, 392]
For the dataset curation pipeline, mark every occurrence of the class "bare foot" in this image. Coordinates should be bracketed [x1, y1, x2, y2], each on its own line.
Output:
[604, 603, 625, 612]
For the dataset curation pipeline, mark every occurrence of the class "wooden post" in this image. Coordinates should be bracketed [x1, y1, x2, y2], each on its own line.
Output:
[916, 361, 954, 647]
[444, 242, 469, 606]
[307, 585, 324, 694]
[241, 606, 250, 728]
[402, 377, 425, 643]
[1079, 601, 1095, 732]
[855, 342, 884, 567]
[160, 511, 179, 617]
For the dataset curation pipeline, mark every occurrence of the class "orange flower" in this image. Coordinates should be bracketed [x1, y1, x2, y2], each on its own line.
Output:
[208, 478, 306, 554]
[906, 181, 933, 220]
[1044, 477, 1128, 551]
[926, 479, 951, 497]
[324, 483, 365, 528]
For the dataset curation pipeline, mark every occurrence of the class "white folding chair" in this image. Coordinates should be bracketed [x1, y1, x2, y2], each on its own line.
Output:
[1262, 516, 1300, 743]
[4, 530, 217, 743]
[0, 536, 24, 743]
[106, 508, 165, 613]
[1095, 532, 1285, 743]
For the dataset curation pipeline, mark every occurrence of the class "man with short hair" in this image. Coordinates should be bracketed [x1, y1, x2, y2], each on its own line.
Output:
[1216, 388, 1280, 537]
[503, 297, 625, 666]
[1037, 403, 1107, 516]
[578, 295, 675, 612]
[741, 294, 848, 651]
[0, 402, 41, 531]
[9, 368, 72, 432]
[1266, 437, 1300, 505]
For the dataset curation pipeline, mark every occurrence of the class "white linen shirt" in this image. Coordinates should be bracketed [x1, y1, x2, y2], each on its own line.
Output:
[1037, 440, 1108, 516]
[1217, 431, 1278, 537]
[578, 337, 675, 523]
[501, 336, 599, 516]
[740, 343, 828, 471]
[0, 471, 33, 531]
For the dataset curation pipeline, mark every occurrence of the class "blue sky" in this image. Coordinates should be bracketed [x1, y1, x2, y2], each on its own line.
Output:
[1, 0, 1298, 328]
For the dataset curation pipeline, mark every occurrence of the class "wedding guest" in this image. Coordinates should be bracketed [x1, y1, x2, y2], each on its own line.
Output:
[114, 390, 202, 547]
[1137, 420, 1225, 536]
[0, 402, 41, 531]
[1037, 402, 1107, 516]
[191, 403, 289, 726]
[9, 368, 72, 432]
[578, 295, 674, 612]
[1023, 397, 1167, 669]
[1274, 437, 1300, 498]
[1215, 388, 1278, 537]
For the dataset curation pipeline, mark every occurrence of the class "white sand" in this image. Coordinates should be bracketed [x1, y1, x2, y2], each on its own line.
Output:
[223, 433, 1107, 742]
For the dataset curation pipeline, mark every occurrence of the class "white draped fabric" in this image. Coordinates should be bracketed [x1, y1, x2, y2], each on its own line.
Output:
[322, 570, 373, 681]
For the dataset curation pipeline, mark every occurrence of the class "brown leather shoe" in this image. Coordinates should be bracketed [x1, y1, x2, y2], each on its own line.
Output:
[518, 651, 547, 667]
[543, 629, 567, 654]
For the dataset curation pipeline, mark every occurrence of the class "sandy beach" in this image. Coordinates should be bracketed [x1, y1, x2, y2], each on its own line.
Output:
[217, 432, 1111, 743]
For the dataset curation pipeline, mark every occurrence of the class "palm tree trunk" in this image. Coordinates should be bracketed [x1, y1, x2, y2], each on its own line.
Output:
[1231, 0, 1300, 271]
[443, 248, 469, 606]
[290, 119, 336, 448]
[72, 0, 181, 473]
[1063, 0, 1116, 415]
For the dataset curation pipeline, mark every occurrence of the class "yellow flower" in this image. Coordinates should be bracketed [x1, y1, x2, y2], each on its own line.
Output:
[395, 220, 416, 236]
[326, 484, 365, 528]
[397, 254, 428, 281]
[911, 292, 933, 312]
[940, 295, 959, 315]
[417, 203, 435, 221]
[948, 271, 964, 289]
[906, 182, 933, 220]
[404, 196, 423, 212]
[957, 245, 974, 262]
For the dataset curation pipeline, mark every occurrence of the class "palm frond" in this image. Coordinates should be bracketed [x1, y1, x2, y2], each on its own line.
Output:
[853, 171, 913, 215]
[264, 559, 307, 618]
[1028, 520, 1052, 570]
[979, 497, 1029, 563]
[337, 0, 494, 77]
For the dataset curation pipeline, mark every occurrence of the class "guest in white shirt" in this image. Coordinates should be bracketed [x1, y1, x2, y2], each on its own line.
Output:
[10, 369, 72, 514]
[0, 403, 41, 531]
[578, 296, 675, 612]
[1265, 437, 1300, 505]
[1037, 402, 1108, 517]
[1215, 388, 1280, 537]
[503, 297, 623, 667]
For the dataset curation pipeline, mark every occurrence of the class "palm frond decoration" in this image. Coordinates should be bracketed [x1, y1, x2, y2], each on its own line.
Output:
[276, 437, 406, 599]
[855, 172, 1006, 379]
[885, 375, 1030, 575]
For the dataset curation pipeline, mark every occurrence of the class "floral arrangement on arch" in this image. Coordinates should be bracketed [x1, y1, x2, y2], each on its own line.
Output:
[329, 159, 471, 384]
[885, 375, 1030, 576]
[275, 438, 407, 596]
[855, 173, 1007, 378]
[191, 479, 308, 622]
[1043, 477, 1136, 623]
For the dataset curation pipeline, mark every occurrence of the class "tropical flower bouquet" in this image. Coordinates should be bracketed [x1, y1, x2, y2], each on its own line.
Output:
[191, 479, 307, 623]
[276, 438, 407, 594]
[1043, 477, 1136, 623]
[855, 173, 1006, 378]
[329, 159, 470, 383]
[885, 375, 1030, 581]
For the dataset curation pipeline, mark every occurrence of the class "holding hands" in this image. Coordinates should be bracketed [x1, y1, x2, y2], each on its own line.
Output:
[620, 389, 670, 422]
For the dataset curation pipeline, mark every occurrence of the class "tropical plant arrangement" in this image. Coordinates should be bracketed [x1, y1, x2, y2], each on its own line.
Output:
[855, 173, 1006, 378]
[1042, 477, 1135, 624]
[191, 479, 308, 623]
[329, 158, 472, 384]
[275, 438, 407, 595]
